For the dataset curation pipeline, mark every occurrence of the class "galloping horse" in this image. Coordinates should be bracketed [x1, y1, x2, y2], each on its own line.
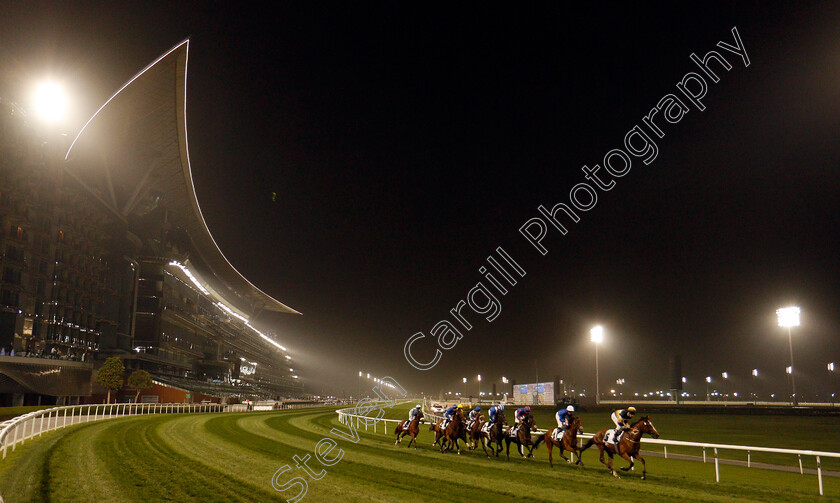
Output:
[545, 416, 584, 467]
[504, 412, 542, 460]
[467, 413, 484, 450]
[394, 414, 423, 449]
[478, 410, 506, 458]
[438, 409, 466, 454]
[580, 416, 660, 479]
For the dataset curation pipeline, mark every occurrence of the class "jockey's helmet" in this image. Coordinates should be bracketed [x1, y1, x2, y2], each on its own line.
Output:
[524, 406, 531, 412]
[415, 405, 421, 409]
[628, 406, 636, 414]
[457, 404, 463, 409]
[498, 404, 504, 410]
[475, 406, 481, 411]
[566, 405, 575, 412]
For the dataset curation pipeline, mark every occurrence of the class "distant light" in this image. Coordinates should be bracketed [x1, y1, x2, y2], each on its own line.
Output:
[590, 326, 604, 344]
[777, 306, 801, 327]
[33, 81, 66, 122]
[477, 375, 481, 381]
[289, 368, 293, 372]
[752, 369, 759, 377]
[722, 372, 728, 379]
[292, 375, 298, 379]
[829, 363, 835, 372]
[367, 373, 370, 378]
[359, 371, 363, 377]
[286, 355, 291, 360]
[734, 392, 739, 397]
[681, 376, 687, 383]
[502, 376, 508, 383]
[706, 376, 712, 383]
[462, 377, 467, 383]
[786, 366, 793, 374]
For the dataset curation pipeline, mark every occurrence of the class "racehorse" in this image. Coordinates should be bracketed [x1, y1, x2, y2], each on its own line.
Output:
[394, 414, 423, 449]
[438, 409, 466, 454]
[478, 409, 506, 458]
[545, 416, 584, 467]
[580, 415, 660, 479]
[467, 413, 484, 450]
[504, 412, 542, 460]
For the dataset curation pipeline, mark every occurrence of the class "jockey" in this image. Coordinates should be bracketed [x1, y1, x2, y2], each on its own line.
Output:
[408, 404, 423, 423]
[555, 405, 575, 434]
[514, 406, 531, 428]
[467, 407, 481, 430]
[610, 406, 636, 442]
[444, 404, 459, 422]
[488, 404, 504, 424]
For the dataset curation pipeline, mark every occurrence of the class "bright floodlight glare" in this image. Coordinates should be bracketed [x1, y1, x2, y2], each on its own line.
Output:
[752, 369, 759, 377]
[777, 306, 801, 327]
[828, 362, 835, 372]
[462, 377, 467, 383]
[682, 376, 687, 383]
[722, 372, 728, 379]
[590, 325, 604, 343]
[366, 373, 370, 379]
[33, 81, 66, 122]
[786, 366, 793, 374]
[477, 375, 481, 381]
[359, 371, 362, 377]
[706, 376, 712, 383]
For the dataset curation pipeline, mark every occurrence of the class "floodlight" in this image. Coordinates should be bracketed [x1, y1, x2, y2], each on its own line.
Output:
[722, 372, 728, 379]
[462, 377, 467, 383]
[32, 81, 66, 122]
[752, 369, 759, 377]
[590, 326, 604, 343]
[786, 366, 793, 374]
[706, 376, 712, 383]
[777, 306, 800, 327]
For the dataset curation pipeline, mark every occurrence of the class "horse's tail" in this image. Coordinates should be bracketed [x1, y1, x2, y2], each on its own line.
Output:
[394, 424, 400, 434]
[580, 437, 596, 452]
[428, 424, 436, 432]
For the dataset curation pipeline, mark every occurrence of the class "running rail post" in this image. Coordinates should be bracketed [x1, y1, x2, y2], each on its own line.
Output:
[798, 454, 803, 474]
[747, 450, 750, 468]
[816, 456, 823, 496]
[714, 448, 720, 482]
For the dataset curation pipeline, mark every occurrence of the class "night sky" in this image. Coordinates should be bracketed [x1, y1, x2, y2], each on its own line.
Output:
[2, 2, 839, 399]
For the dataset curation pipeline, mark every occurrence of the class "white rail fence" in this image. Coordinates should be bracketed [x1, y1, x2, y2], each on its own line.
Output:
[339, 405, 840, 497]
[0, 401, 331, 462]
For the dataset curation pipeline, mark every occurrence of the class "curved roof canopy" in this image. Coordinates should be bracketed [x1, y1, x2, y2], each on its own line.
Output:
[65, 39, 300, 316]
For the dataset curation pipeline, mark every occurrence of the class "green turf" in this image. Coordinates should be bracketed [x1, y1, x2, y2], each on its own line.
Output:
[0, 404, 837, 502]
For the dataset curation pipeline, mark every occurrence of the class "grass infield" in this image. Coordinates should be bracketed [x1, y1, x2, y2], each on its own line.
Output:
[0, 404, 838, 502]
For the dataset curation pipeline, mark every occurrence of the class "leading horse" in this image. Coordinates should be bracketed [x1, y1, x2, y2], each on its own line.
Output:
[580, 415, 660, 479]
[545, 416, 584, 467]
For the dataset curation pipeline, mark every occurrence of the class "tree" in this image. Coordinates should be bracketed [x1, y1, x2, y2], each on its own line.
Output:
[96, 357, 125, 404]
[127, 369, 153, 403]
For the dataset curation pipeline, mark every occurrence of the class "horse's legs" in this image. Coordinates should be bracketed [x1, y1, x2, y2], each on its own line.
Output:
[606, 451, 619, 478]
[636, 453, 647, 480]
[557, 444, 570, 464]
[547, 441, 554, 467]
[619, 450, 635, 472]
[505, 438, 511, 460]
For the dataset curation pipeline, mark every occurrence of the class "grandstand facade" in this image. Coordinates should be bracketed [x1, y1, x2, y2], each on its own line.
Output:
[0, 40, 303, 406]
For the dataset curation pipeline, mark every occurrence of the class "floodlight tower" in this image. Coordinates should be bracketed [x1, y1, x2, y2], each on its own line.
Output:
[777, 306, 800, 406]
[590, 326, 604, 404]
[463, 377, 467, 398]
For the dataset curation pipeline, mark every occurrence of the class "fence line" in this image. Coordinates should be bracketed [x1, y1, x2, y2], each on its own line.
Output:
[0, 401, 332, 462]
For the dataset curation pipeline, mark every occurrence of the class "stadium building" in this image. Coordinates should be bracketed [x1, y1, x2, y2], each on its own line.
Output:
[0, 40, 303, 406]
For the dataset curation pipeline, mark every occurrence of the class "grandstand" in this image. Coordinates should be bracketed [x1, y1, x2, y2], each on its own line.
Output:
[0, 40, 303, 406]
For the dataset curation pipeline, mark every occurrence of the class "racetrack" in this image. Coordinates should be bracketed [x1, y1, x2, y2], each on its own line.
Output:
[0, 405, 838, 502]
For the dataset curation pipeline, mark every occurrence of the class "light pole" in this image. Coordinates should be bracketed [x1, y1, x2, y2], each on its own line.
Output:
[705, 376, 712, 401]
[829, 363, 836, 406]
[590, 326, 603, 404]
[721, 372, 728, 402]
[463, 377, 467, 398]
[751, 369, 759, 403]
[358, 371, 362, 398]
[477, 375, 481, 399]
[786, 366, 794, 405]
[777, 306, 800, 406]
